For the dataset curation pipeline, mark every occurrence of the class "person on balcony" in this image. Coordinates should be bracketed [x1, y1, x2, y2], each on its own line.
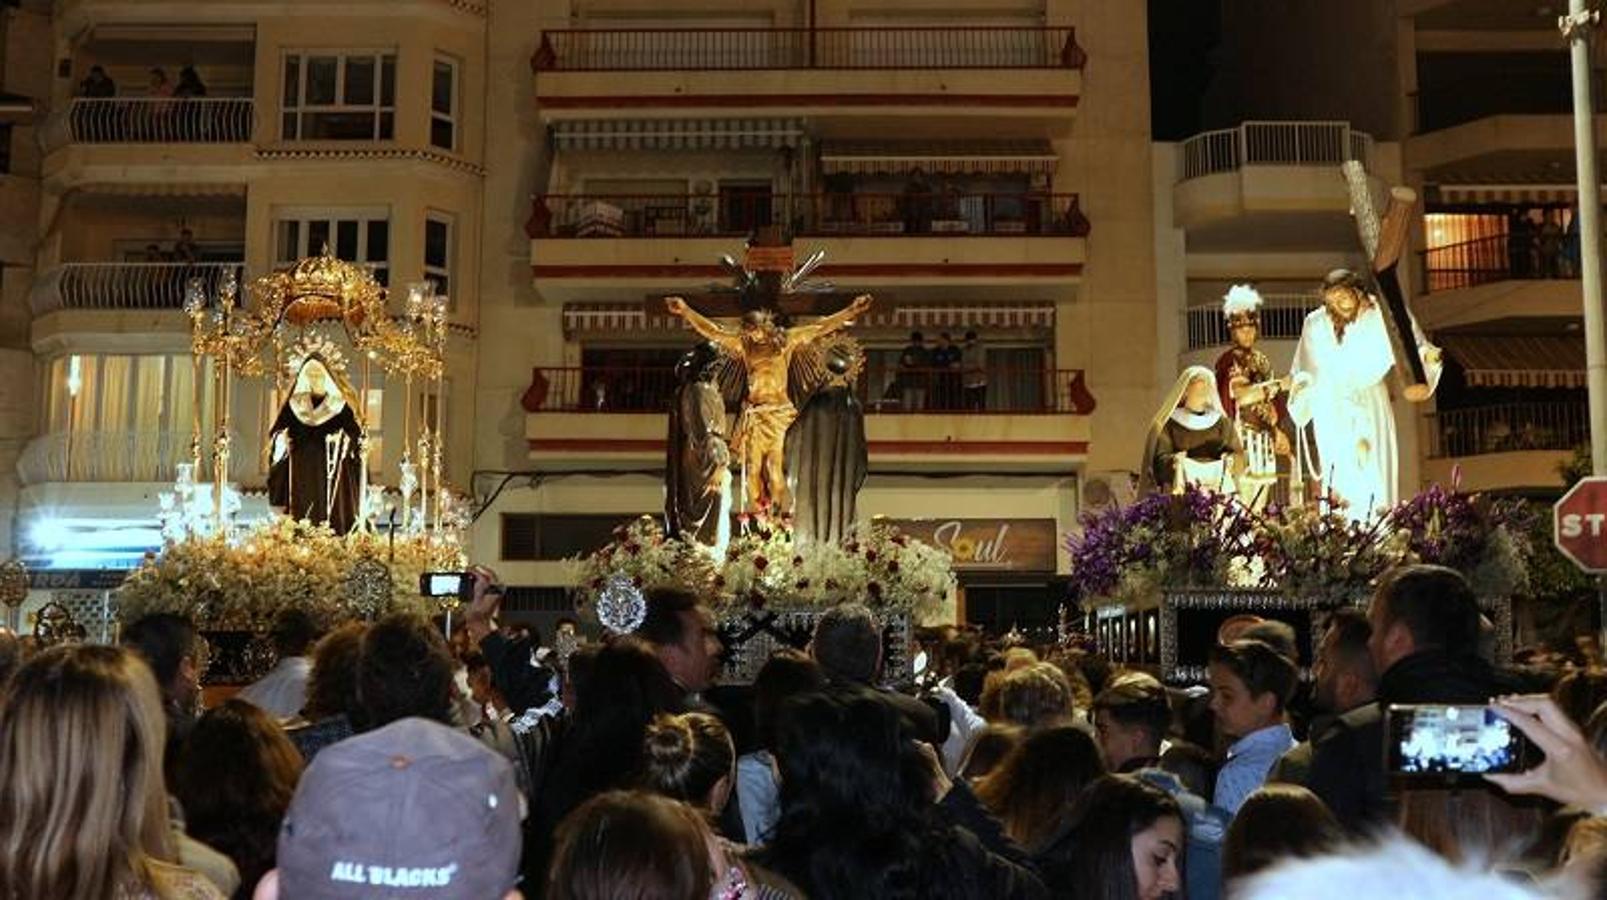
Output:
[962, 331, 988, 411]
[77, 65, 116, 98]
[898, 331, 930, 411]
[174, 65, 207, 98]
[268, 354, 363, 534]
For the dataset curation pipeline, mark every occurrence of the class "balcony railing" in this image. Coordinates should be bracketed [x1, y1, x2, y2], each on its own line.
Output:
[32, 263, 245, 315]
[1184, 292, 1323, 350]
[66, 98, 254, 144]
[526, 365, 1095, 415]
[534, 26, 1085, 71]
[532, 192, 1087, 239]
[16, 430, 232, 485]
[1424, 402, 1587, 458]
[1178, 121, 1373, 181]
[1421, 233, 1576, 293]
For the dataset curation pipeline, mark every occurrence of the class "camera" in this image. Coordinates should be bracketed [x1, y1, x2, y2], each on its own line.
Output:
[1385, 703, 1530, 781]
[420, 572, 474, 603]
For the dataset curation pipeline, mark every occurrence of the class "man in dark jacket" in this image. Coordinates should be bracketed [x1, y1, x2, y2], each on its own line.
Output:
[1305, 565, 1524, 833]
[812, 602, 946, 749]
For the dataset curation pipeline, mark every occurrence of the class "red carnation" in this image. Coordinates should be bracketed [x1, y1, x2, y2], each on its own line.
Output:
[887, 560, 901, 573]
[754, 556, 770, 572]
[624, 543, 641, 555]
[792, 555, 804, 567]
[713, 574, 726, 588]
[632, 575, 644, 587]
[867, 581, 883, 598]
[748, 592, 766, 610]
[864, 550, 879, 563]
[796, 578, 811, 589]
[590, 578, 603, 589]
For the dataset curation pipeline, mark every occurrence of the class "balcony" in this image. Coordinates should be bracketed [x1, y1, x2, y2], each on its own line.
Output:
[525, 364, 1095, 471]
[532, 26, 1083, 125]
[31, 263, 244, 315]
[1420, 402, 1582, 492]
[1183, 292, 1322, 352]
[1414, 234, 1581, 330]
[1173, 121, 1377, 245]
[43, 99, 256, 188]
[18, 430, 198, 486]
[528, 192, 1086, 298]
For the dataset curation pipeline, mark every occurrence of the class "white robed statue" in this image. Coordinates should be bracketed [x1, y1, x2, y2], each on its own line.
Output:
[1287, 269, 1442, 521]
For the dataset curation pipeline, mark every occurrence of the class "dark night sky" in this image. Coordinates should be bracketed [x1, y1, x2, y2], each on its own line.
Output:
[1149, 0, 1223, 140]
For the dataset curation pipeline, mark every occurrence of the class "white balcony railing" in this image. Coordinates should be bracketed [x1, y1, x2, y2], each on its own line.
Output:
[31, 263, 245, 316]
[65, 97, 255, 144]
[1184, 291, 1323, 350]
[1178, 121, 1374, 181]
[16, 430, 249, 485]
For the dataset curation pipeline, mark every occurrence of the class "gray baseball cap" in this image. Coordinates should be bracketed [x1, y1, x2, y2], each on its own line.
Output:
[277, 717, 522, 899]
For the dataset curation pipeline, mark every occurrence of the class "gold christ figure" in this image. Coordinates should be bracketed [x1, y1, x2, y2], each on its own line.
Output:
[664, 293, 873, 515]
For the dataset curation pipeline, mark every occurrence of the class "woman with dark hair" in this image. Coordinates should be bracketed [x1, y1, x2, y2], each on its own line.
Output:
[738, 650, 825, 844]
[974, 725, 1107, 852]
[549, 791, 717, 900]
[755, 691, 1047, 899]
[283, 622, 364, 762]
[1221, 784, 1343, 882]
[960, 723, 1025, 782]
[171, 700, 303, 899]
[640, 712, 736, 817]
[1038, 774, 1184, 900]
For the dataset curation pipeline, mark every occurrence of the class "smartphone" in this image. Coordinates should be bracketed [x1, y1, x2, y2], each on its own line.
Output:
[1385, 703, 1529, 779]
[420, 571, 471, 601]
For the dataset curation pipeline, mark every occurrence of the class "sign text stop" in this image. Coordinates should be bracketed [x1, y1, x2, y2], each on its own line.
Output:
[1555, 477, 1607, 573]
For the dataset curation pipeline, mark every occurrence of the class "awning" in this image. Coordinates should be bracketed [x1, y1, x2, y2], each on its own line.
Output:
[820, 140, 1058, 176]
[563, 303, 682, 336]
[562, 301, 1054, 336]
[1431, 184, 1588, 206]
[1440, 333, 1586, 389]
[552, 118, 806, 152]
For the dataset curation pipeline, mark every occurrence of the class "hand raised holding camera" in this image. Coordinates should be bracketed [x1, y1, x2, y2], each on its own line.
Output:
[1486, 694, 1607, 812]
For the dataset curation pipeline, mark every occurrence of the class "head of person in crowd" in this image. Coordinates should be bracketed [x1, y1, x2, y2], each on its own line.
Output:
[996, 661, 1075, 730]
[1552, 668, 1607, 730]
[952, 660, 989, 707]
[810, 602, 884, 685]
[907, 330, 924, 348]
[1093, 672, 1172, 772]
[1040, 774, 1184, 900]
[1217, 613, 1265, 645]
[0, 645, 182, 899]
[752, 649, 825, 753]
[465, 651, 507, 716]
[959, 722, 1025, 781]
[548, 791, 719, 900]
[1367, 564, 1481, 674]
[637, 587, 721, 693]
[1313, 609, 1378, 715]
[301, 622, 364, 723]
[356, 613, 455, 730]
[1233, 838, 1540, 900]
[1001, 646, 1039, 671]
[270, 608, 321, 663]
[122, 611, 204, 718]
[1044, 650, 1096, 710]
[975, 725, 1106, 852]
[562, 642, 600, 712]
[1208, 639, 1298, 740]
[258, 717, 522, 900]
[172, 699, 303, 895]
[1241, 619, 1300, 665]
[638, 712, 735, 820]
[1222, 784, 1345, 882]
[553, 638, 687, 812]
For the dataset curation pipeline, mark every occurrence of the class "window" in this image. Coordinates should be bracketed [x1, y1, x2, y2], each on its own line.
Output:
[282, 51, 396, 141]
[424, 212, 454, 302]
[431, 55, 457, 151]
[275, 208, 390, 285]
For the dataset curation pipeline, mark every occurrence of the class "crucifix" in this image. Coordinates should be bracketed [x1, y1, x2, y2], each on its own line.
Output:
[1342, 161, 1433, 401]
[658, 228, 873, 515]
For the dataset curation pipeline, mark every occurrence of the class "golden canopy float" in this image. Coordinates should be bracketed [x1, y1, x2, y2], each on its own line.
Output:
[123, 248, 464, 650]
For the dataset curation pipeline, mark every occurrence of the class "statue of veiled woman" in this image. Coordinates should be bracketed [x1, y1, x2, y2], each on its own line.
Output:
[785, 348, 867, 546]
[267, 355, 363, 533]
[1140, 365, 1242, 496]
[665, 341, 732, 551]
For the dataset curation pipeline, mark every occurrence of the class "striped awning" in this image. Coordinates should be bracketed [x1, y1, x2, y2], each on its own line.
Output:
[1440, 333, 1586, 389]
[820, 140, 1058, 176]
[552, 118, 806, 152]
[562, 301, 1054, 336]
[1431, 184, 1590, 206]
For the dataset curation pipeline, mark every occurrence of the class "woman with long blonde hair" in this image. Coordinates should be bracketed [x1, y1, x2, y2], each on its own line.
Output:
[0, 645, 223, 899]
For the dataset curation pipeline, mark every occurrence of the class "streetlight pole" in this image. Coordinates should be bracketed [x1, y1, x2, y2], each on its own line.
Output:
[1562, 0, 1607, 641]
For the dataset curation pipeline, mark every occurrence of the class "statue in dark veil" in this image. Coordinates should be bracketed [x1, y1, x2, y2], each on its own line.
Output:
[268, 355, 363, 533]
[784, 348, 867, 546]
[665, 341, 732, 551]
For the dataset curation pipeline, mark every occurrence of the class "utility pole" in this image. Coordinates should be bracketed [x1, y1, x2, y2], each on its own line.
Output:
[1562, 0, 1607, 641]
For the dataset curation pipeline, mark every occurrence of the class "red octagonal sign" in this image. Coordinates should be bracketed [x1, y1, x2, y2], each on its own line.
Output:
[1556, 477, 1607, 573]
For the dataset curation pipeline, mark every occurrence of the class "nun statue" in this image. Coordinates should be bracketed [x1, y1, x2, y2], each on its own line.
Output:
[268, 354, 363, 533]
[665, 341, 732, 552]
[784, 348, 867, 546]
[1141, 365, 1242, 495]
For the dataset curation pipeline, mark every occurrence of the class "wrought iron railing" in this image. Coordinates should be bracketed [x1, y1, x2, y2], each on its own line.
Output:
[32, 263, 245, 315]
[1424, 402, 1588, 458]
[65, 97, 255, 144]
[1178, 121, 1373, 181]
[1184, 292, 1323, 350]
[534, 26, 1084, 71]
[1420, 233, 1575, 293]
[16, 430, 237, 485]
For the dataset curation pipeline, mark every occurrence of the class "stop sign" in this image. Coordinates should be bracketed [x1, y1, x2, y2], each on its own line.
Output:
[1556, 477, 1607, 572]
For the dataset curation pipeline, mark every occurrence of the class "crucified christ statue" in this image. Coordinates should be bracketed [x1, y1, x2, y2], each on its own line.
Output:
[664, 293, 873, 514]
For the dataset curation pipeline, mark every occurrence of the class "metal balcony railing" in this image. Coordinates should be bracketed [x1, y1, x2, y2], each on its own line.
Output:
[525, 365, 1095, 415]
[1424, 402, 1588, 458]
[1420, 233, 1576, 293]
[66, 97, 254, 144]
[32, 263, 245, 315]
[534, 26, 1084, 71]
[1178, 121, 1374, 181]
[15, 430, 235, 485]
[1184, 292, 1323, 350]
[532, 192, 1087, 238]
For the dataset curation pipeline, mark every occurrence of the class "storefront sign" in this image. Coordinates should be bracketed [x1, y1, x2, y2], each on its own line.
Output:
[880, 518, 1058, 572]
[26, 569, 129, 591]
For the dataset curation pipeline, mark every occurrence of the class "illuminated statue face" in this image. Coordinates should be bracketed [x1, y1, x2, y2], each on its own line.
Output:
[1182, 376, 1213, 412]
[1323, 285, 1363, 323]
[303, 360, 330, 396]
[1230, 320, 1259, 349]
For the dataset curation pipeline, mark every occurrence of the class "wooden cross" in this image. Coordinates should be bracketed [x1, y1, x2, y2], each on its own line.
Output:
[644, 227, 860, 319]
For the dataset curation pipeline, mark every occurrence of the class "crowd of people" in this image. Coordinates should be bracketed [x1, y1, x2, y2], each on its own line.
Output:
[0, 563, 1605, 898]
[893, 330, 989, 411]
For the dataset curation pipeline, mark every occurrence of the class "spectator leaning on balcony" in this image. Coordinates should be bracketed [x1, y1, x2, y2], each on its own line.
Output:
[77, 65, 116, 98]
[172, 228, 199, 264]
[174, 65, 207, 99]
[962, 331, 988, 411]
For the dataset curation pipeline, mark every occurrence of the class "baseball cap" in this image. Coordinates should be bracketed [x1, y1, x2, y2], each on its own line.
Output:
[277, 717, 522, 899]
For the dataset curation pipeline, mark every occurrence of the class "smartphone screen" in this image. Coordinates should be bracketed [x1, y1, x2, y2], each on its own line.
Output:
[422, 572, 465, 597]
[1385, 704, 1525, 777]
